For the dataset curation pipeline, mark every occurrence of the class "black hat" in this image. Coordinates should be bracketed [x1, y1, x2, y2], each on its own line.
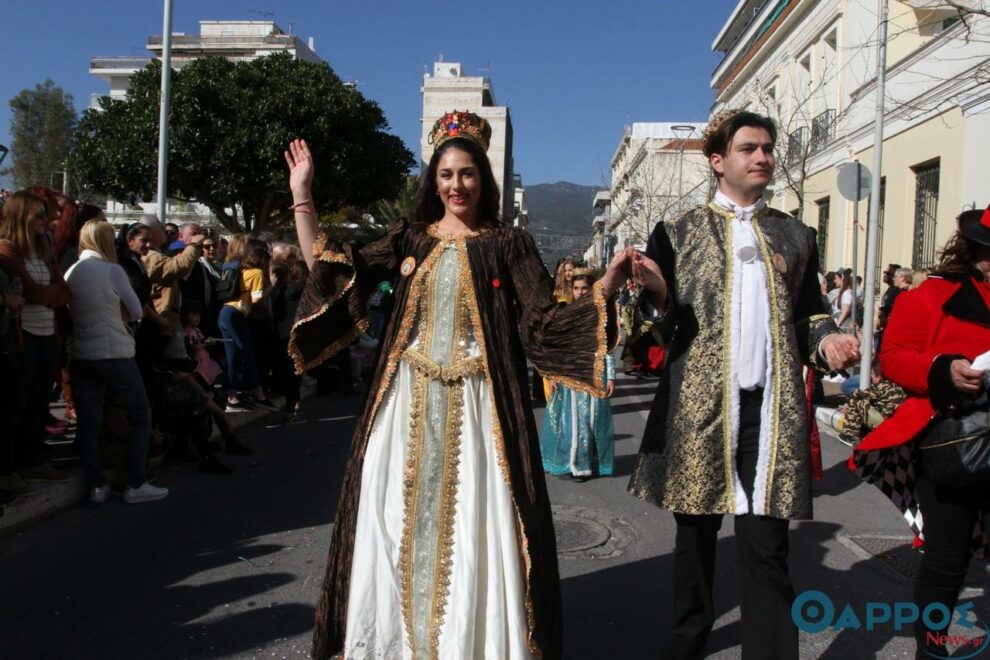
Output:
[958, 205, 990, 248]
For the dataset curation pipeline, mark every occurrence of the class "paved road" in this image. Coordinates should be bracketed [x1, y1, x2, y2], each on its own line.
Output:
[1, 372, 987, 659]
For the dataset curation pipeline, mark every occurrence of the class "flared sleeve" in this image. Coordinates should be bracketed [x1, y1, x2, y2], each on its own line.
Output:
[288, 219, 407, 374]
[509, 229, 617, 396]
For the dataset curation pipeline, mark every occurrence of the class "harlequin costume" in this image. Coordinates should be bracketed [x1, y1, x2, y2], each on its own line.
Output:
[291, 111, 617, 660]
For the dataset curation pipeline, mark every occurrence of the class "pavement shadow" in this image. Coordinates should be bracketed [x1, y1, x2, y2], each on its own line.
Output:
[560, 532, 742, 658]
[812, 458, 863, 499]
[0, 394, 360, 659]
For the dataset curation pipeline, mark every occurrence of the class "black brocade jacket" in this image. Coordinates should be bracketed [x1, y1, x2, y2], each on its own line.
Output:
[289, 219, 616, 659]
[627, 203, 838, 521]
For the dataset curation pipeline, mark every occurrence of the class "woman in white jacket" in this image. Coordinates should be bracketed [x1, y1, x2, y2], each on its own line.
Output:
[65, 221, 168, 505]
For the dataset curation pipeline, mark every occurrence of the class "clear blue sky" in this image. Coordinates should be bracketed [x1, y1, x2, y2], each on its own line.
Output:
[0, 0, 738, 187]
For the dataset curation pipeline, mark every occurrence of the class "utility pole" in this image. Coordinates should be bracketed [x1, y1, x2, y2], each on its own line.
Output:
[156, 0, 175, 224]
[859, 0, 889, 387]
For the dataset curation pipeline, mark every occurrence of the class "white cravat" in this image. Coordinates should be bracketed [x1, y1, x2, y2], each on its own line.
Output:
[714, 190, 770, 390]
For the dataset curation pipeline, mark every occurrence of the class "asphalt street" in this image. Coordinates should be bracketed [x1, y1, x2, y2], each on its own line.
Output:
[1, 371, 988, 659]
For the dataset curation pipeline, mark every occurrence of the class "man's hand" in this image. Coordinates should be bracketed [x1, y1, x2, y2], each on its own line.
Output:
[630, 249, 667, 310]
[600, 249, 632, 298]
[820, 333, 861, 371]
[950, 359, 984, 394]
[188, 234, 205, 246]
[605, 380, 615, 398]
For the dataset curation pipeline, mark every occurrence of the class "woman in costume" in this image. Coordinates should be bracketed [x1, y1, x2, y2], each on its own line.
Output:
[539, 270, 616, 481]
[851, 208, 990, 658]
[284, 111, 625, 659]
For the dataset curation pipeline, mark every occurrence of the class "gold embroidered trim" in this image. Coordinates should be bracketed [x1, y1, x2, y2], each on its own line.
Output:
[708, 200, 772, 221]
[459, 244, 511, 483]
[720, 210, 737, 513]
[428, 379, 463, 658]
[311, 231, 329, 260]
[516, 509, 541, 658]
[363, 243, 444, 444]
[402, 348, 485, 385]
[426, 223, 488, 241]
[752, 220, 784, 509]
[399, 362, 429, 658]
[427, 243, 470, 657]
[542, 281, 612, 398]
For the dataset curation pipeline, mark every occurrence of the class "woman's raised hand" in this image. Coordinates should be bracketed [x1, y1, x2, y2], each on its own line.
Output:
[284, 138, 314, 200]
[284, 138, 318, 269]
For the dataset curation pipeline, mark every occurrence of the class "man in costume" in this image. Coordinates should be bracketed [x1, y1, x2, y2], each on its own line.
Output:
[625, 110, 861, 659]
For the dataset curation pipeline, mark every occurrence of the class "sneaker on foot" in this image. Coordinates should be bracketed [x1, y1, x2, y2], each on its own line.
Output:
[283, 412, 306, 424]
[226, 397, 254, 413]
[21, 463, 69, 482]
[124, 482, 169, 504]
[90, 485, 111, 504]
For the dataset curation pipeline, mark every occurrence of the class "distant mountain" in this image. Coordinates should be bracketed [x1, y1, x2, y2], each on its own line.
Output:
[524, 182, 604, 268]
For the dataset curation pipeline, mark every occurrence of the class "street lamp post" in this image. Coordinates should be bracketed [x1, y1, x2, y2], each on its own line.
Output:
[671, 125, 697, 214]
[156, 0, 175, 224]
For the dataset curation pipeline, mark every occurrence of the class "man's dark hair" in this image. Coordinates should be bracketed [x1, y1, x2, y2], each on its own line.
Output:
[703, 111, 777, 158]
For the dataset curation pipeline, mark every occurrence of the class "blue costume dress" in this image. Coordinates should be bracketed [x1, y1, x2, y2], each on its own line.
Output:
[539, 354, 615, 477]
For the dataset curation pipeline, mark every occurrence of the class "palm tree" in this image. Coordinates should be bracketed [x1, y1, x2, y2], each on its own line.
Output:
[376, 175, 419, 224]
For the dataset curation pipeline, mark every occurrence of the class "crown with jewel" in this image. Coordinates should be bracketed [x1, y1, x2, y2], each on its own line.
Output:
[572, 267, 597, 279]
[429, 110, 492, 152]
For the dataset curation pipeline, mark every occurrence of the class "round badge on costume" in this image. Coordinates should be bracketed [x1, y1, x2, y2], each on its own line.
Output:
[400, 256, 416, 277]
[772, 253, 788, 274]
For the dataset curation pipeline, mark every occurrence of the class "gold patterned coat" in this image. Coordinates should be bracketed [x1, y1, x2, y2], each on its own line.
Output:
[627, 203, 837, 520]
[290, 219, 617, 659]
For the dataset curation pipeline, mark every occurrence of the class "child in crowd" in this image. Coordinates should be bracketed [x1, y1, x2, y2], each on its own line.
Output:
[539, 270, 616, 481]
[181, 301, 223, 389]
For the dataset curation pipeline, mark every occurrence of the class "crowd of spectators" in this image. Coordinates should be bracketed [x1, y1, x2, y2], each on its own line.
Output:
[0, 186, 343, 508]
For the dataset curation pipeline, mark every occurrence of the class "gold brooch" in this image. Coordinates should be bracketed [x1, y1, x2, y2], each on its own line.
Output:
[400, 256, 416, 277]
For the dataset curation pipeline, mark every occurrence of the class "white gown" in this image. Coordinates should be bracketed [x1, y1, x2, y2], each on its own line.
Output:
[344, 238, 533, 659]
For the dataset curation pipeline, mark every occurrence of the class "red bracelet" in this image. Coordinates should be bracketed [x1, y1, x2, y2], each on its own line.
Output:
[290, 199, 313, 209]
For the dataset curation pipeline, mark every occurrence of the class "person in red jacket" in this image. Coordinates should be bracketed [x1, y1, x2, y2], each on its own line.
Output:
[852, 206, 990, 658]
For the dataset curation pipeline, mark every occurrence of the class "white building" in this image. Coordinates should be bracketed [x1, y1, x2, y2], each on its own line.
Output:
[711, 0, 990, 277]
[89, 20, 321, 224]
[584, 190, 612, 267]
[420, 61, 516, 219]
[512, 174, 530, 228]
[607, 122, 709, 252]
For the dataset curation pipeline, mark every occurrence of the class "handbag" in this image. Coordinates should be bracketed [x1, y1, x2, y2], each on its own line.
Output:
[916, 391, 990, 487]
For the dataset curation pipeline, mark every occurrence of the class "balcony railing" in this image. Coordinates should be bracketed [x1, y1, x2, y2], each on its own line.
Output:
[786, 127, 808, 165]
[810, 109, 836, 154]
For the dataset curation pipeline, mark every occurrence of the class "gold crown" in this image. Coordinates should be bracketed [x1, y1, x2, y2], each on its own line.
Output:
[428, 111, 492, 152]
[701, 107, 743, 154]
[572, 267, 597, 278]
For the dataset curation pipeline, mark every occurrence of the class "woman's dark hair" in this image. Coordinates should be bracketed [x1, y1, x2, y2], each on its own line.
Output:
[243, 246, 270, 270]
[414, 137, 502, 226]
[703, 111, 778, 159]
[54, 203, 103, 257]
[931, 231, 984, 279]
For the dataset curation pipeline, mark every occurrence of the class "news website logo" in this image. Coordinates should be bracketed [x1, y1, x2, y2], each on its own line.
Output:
[791, 590, 989, 659]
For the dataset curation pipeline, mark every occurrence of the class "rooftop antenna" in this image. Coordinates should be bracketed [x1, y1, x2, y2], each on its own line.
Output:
[249, 10, 275, 19]
[438, 52, 444, 63]
[478, 61, 492, 75]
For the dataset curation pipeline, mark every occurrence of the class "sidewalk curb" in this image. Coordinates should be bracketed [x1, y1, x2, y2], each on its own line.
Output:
[0, 382, 316, 537]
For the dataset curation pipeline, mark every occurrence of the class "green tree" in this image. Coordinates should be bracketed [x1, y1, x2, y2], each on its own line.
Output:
[4, 79, 77, 190]
[376, 174, 420, 224]
[70, 54, 414, 233]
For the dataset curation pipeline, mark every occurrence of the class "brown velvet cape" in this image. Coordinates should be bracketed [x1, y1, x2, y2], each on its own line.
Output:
[289, 219, 617, 659]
